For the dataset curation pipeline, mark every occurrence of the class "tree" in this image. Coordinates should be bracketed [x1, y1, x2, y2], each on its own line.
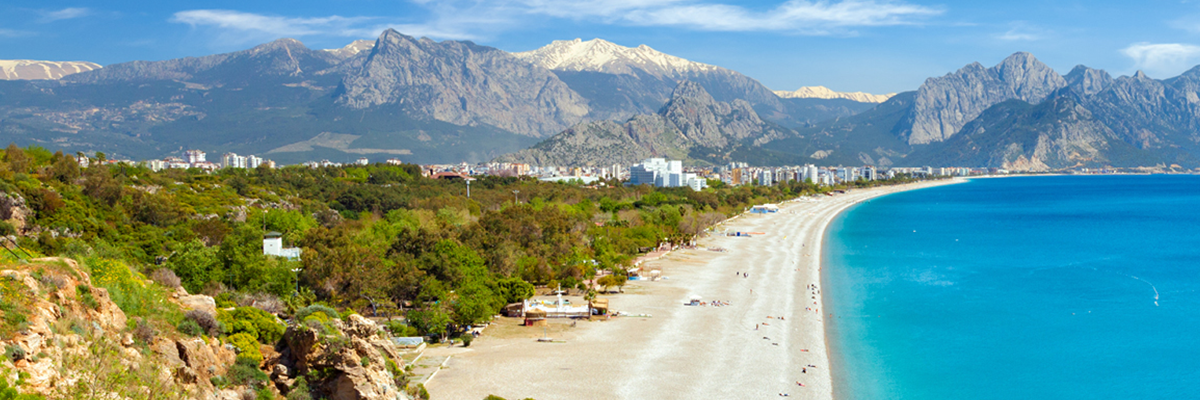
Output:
[407, 308, 451, 342]
[496, 277, 535, 304]
[597, 275, 619, 293]
[5, 144, 28, 174]
[50, 151, 80, 183]
[165, 239, 222, 294]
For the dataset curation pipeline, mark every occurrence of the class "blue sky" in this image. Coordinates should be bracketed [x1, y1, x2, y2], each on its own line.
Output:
[3, 1, 1200, 94]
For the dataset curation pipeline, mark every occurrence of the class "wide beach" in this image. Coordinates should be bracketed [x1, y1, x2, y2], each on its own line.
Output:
[426, 179, 962, 400]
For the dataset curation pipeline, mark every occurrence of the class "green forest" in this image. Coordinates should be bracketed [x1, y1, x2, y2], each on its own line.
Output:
[0, 144, 920, 339]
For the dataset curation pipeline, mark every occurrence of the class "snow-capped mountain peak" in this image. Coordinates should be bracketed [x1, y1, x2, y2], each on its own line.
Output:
[322, 40, 375, 60]
[512, 38, 720, 77]
[774, 86, 895, 103]
[0, 60, 101, 80]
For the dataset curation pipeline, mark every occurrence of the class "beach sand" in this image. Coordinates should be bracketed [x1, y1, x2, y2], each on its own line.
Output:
[426, 179, 962, 400]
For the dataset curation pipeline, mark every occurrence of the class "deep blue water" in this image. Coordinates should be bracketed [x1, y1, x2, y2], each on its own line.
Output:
[824, 175, 1200, 400]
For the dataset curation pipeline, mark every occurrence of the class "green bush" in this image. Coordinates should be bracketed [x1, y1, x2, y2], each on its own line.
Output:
[286, 377, 313, 400]
[75, 285, 98, 310]
[383, 320, 419, 337]
[461, 335, 473, 347]
[215, 292, 237, 308]
[0, 375, 44, 400]
[227, 357, 268, 387]
[218, 307, 284, 344]
[294, 304, 339, 323]
[177, 318, 204, 337]
[5, 345, 25, 362]
[227, 332, 263, 363]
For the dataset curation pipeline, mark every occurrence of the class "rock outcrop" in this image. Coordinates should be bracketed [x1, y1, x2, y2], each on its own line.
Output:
[337, 29, 589, 138]
[496, 81, 795, 166]
[907, 52, 1067, 144]
[0, 192, 32, 234]
[0, 257, 237, 399]
[274, 314, 408, 400]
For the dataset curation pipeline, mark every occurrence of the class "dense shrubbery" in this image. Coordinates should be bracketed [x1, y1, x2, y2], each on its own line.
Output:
[226, 333, 263, 363]
[217, 307, 284, 344]
[0, 144, 925, 341]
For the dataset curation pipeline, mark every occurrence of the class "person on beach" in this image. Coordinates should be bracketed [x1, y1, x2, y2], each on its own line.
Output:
[802, 368, 806, 373]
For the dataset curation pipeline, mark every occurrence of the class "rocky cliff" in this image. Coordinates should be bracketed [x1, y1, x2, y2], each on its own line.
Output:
[495, 81, 794, 166]
[906, 97, 1139, 171]
[0, 256, 412, 400]
[64, 38, 341, 85]
[337, 29, 589, 137]
[906, 52, 1067, 144]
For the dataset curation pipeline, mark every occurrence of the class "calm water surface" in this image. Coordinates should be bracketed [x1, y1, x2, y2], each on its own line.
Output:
[825, 175, 1200, 400]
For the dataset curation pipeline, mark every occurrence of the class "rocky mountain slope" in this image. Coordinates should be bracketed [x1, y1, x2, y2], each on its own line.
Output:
[0, 32, 877, 165]
[0, 60, 101, 80]
[760, 52, 1200, 170]
[337, 30, 589, 137]
[774, 86, 895, 103]
[512, 38, 864, 128]
[906, 52, 1067, 145]
[0, 32, 544, 164]
[495, 81, 797, 166]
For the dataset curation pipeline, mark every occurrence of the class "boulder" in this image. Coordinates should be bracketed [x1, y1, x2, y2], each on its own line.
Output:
[177, 294, 218, 316]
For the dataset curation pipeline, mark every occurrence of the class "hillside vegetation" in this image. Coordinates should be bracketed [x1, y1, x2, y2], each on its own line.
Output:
[0, 144, 919, 398]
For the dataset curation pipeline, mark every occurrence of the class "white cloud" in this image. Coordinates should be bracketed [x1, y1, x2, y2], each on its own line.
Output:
[1121, 42, 1200, 78]
[0, 28, 34, 38]
[171, 0, 941, 49]
[518, 0, 940, 33]
[995, 22, 1046, 41]
[170, 9, 482, 47]
[40, 7, 91, 23]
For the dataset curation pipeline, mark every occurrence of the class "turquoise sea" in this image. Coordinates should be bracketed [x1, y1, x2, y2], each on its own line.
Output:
[824, 175, 1200, 399]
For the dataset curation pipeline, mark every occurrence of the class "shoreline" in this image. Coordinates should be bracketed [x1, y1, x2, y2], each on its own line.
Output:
[425, 178, 964, 400]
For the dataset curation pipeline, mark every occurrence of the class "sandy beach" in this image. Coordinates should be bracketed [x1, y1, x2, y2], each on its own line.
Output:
[426, 179, 963, 400]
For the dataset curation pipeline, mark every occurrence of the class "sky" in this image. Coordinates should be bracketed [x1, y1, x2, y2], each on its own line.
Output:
[3, 1, 1200, 94]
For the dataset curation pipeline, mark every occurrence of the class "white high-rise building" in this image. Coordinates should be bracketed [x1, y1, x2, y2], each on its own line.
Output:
[247, 155, 264, 169]
[759, 170, 773, 186]
[627, 158, 707, 191]
[184, 150, 206, 165]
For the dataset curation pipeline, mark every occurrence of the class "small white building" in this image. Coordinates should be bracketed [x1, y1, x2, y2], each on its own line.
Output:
[263, 232, 301, 260]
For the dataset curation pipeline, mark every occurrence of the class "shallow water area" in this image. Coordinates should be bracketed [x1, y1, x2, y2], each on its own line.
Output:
[825, 175, 1200, 400]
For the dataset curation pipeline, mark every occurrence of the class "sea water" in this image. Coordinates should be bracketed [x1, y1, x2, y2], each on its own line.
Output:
[824, 175, 1200, 400]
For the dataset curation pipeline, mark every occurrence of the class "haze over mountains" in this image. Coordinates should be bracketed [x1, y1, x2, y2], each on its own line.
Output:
[4, 30, 1200, 170]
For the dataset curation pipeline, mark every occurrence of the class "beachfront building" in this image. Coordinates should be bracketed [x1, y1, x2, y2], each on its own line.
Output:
[628, 158, 708, 191]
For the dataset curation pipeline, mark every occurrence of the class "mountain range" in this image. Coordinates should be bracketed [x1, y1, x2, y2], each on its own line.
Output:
[496, 81, 796, 167]
[5, 31, 1200, 170]
[0, 31, 870, 164]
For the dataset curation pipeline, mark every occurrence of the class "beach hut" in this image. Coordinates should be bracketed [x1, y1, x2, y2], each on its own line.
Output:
[524, 309, 548, 327]
[590, 298, 609, 315]
[750, 204, 780, 214]
[502, 302, 524, 318]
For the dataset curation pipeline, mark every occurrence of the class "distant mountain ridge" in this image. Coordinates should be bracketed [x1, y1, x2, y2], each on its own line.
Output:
[763, 52, 1200, 170]
[0, 60, 101, 80]
[774, 86, 894, 103]
[511, 38, 872, 128]
[495, 81, 797, 167]
[512, 38, 721, 78]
